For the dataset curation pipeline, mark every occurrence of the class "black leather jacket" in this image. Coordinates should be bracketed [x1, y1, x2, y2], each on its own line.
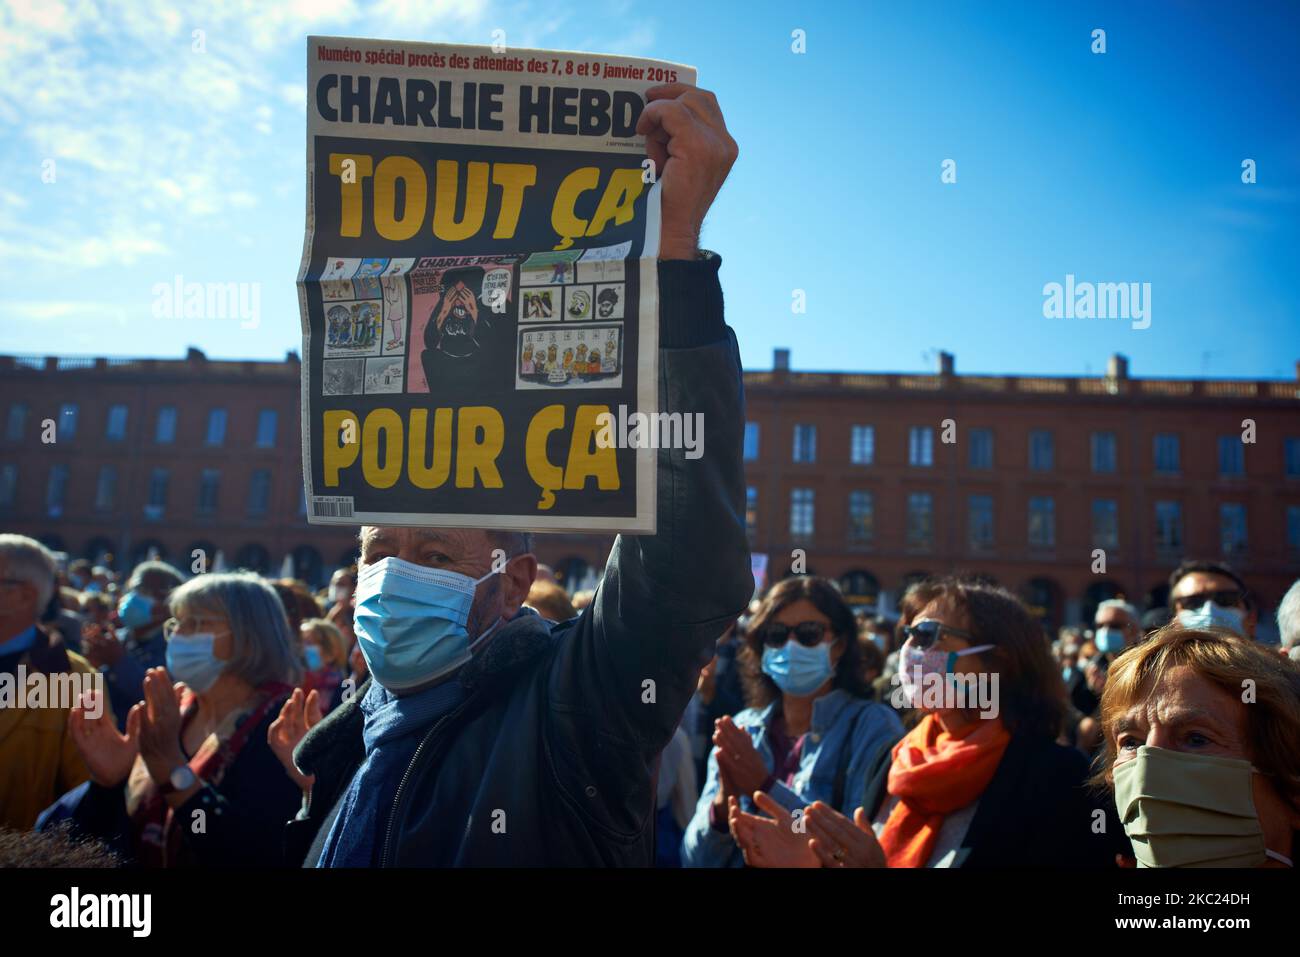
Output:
[287, 257, 752, 866]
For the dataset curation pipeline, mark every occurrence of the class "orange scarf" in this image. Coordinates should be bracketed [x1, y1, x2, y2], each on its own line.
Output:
[877, 713, 1010, 868]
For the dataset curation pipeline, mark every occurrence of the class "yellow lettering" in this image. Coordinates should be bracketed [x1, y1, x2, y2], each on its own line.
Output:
[407, 408, 452, 489]
[373, 156, 427, 241]
[322, 410, 359, 486]
[586, 168, 644, 238]
[455, 406, 504, 488]
[328, 154, 374, 237]
[564, 405, 620, 491]
[491, 163, 537, 239]
[550, 167, 600, 250]
[433, 160, 489, 241]
[361, 408, 403, 489]
[525, 405, 566, 509]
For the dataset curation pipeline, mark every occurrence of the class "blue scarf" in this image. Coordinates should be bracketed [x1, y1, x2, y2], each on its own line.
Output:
[316, 676, 464, 867]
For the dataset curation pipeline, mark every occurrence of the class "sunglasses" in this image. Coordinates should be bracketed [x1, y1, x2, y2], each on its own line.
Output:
[1173, 590, 1244, 612]
[902, 618, 976, 650]
[761, 621, 831, 648]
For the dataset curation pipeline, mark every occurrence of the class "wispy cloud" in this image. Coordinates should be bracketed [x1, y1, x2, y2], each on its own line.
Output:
[0, 0, 502, 282]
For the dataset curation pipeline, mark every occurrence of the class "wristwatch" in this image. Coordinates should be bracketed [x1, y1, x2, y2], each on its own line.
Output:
[159, 764, 197, 795]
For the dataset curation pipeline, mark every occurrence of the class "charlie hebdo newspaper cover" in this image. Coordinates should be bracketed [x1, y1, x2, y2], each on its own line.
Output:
[298, 37, 694, 533]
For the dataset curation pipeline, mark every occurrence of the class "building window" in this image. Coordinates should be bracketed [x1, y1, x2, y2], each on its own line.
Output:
[968, 494, 994, 550]
[906, 492, 933, 549]
[1217, 437, 1244, 477]
[790, 488, 814, 538]
[105, 404, 128, 441]
[1154, 433, 1180, 474]
[793, 424, 816, 464]
[256, 410, 278, 449]
[1286, 438, 1300, 478]
[1029, 430, 1054, 471]
[248, 469, 272, 517]
[1091, 432, 1117, 473]
[969, 428, 993, 470]
[1155, 500, 1183, 552]
[850, 426, 875, 465]
[743, 422, 760, 462]
[1289, 506, 1300, 556]
[1092, 499, 1119, 550]
[94, 466, 117, 512]
[0, 464, 15, 509]
[1220, 503, 1247, 556]
[145, 468, 169, 521]
[1028, 496, 1056, 548]
[46, 464, 69, 518]
[198, 469, 221, 516]
[5, 403, 28, 441]
[59, 403, 78, 440]
[745, 486, 759, 538]
[848, 490, 874, 544]
[908, 427, 933, 467]
[156, 407, 177, 444]
[205, 408, 227, 446]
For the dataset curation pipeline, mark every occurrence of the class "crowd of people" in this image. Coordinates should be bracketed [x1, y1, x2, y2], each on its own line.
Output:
[2, 83, 1298, 872]
[1, 531, 1298, 869]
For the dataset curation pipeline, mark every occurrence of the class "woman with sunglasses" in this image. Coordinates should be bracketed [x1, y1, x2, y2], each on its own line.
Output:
[55, 572, 303, 866]
[728, 577, 1117, 868]
[682, 576, 904, 867]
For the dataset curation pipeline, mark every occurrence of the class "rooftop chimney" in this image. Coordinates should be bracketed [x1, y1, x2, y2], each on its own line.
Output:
[774, 348, 790, 372]
[1107, 353, 1129, 380]
[937, 351, 954, 375]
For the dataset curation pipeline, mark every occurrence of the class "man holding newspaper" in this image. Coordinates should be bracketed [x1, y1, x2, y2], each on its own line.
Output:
[279, 81, 750, 866]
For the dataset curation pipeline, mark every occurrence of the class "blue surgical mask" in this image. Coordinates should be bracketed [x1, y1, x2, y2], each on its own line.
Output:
[166, 632, 226, 693]
[761, 639, 836, 696]
[354, 557, 503, 692]
[118, 591, 155, 629]
[1177, 601, 1245, 637]
[304, 645, 324, 671]
[1095, 626, 1126, 655]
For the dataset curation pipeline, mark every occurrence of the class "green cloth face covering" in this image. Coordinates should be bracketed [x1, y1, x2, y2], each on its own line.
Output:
[1113, 745, 1291, 868]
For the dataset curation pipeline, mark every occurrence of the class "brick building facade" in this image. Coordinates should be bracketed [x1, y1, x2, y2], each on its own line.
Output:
[2, 348, 1298, 632]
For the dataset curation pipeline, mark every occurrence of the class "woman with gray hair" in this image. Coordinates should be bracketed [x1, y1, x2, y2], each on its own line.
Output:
[53, 573, 303, 867]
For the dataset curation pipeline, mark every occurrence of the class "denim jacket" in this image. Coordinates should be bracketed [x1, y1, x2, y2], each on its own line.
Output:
[681, 689, 903, 868]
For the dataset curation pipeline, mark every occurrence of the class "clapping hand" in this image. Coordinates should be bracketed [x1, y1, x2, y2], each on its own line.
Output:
[728, 791, 819, 868]
[69, 689, 139, 787]
[135, 667, 187, 787]
[268, 687, 323, 792]
[804, 801, 887, 868]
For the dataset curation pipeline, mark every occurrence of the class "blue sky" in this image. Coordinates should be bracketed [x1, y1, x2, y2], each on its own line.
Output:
[1, 0, 1297, 378]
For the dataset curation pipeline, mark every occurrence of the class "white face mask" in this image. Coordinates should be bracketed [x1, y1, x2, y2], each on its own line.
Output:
[897, 638, 994, 708]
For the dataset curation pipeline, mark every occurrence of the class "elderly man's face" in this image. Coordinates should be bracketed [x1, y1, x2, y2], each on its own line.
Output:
[358, 526, 537, 640]
[1095, 606, 1139, 645]
[0, 562, 43, 635]
[1114, 664, 1300, 865]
